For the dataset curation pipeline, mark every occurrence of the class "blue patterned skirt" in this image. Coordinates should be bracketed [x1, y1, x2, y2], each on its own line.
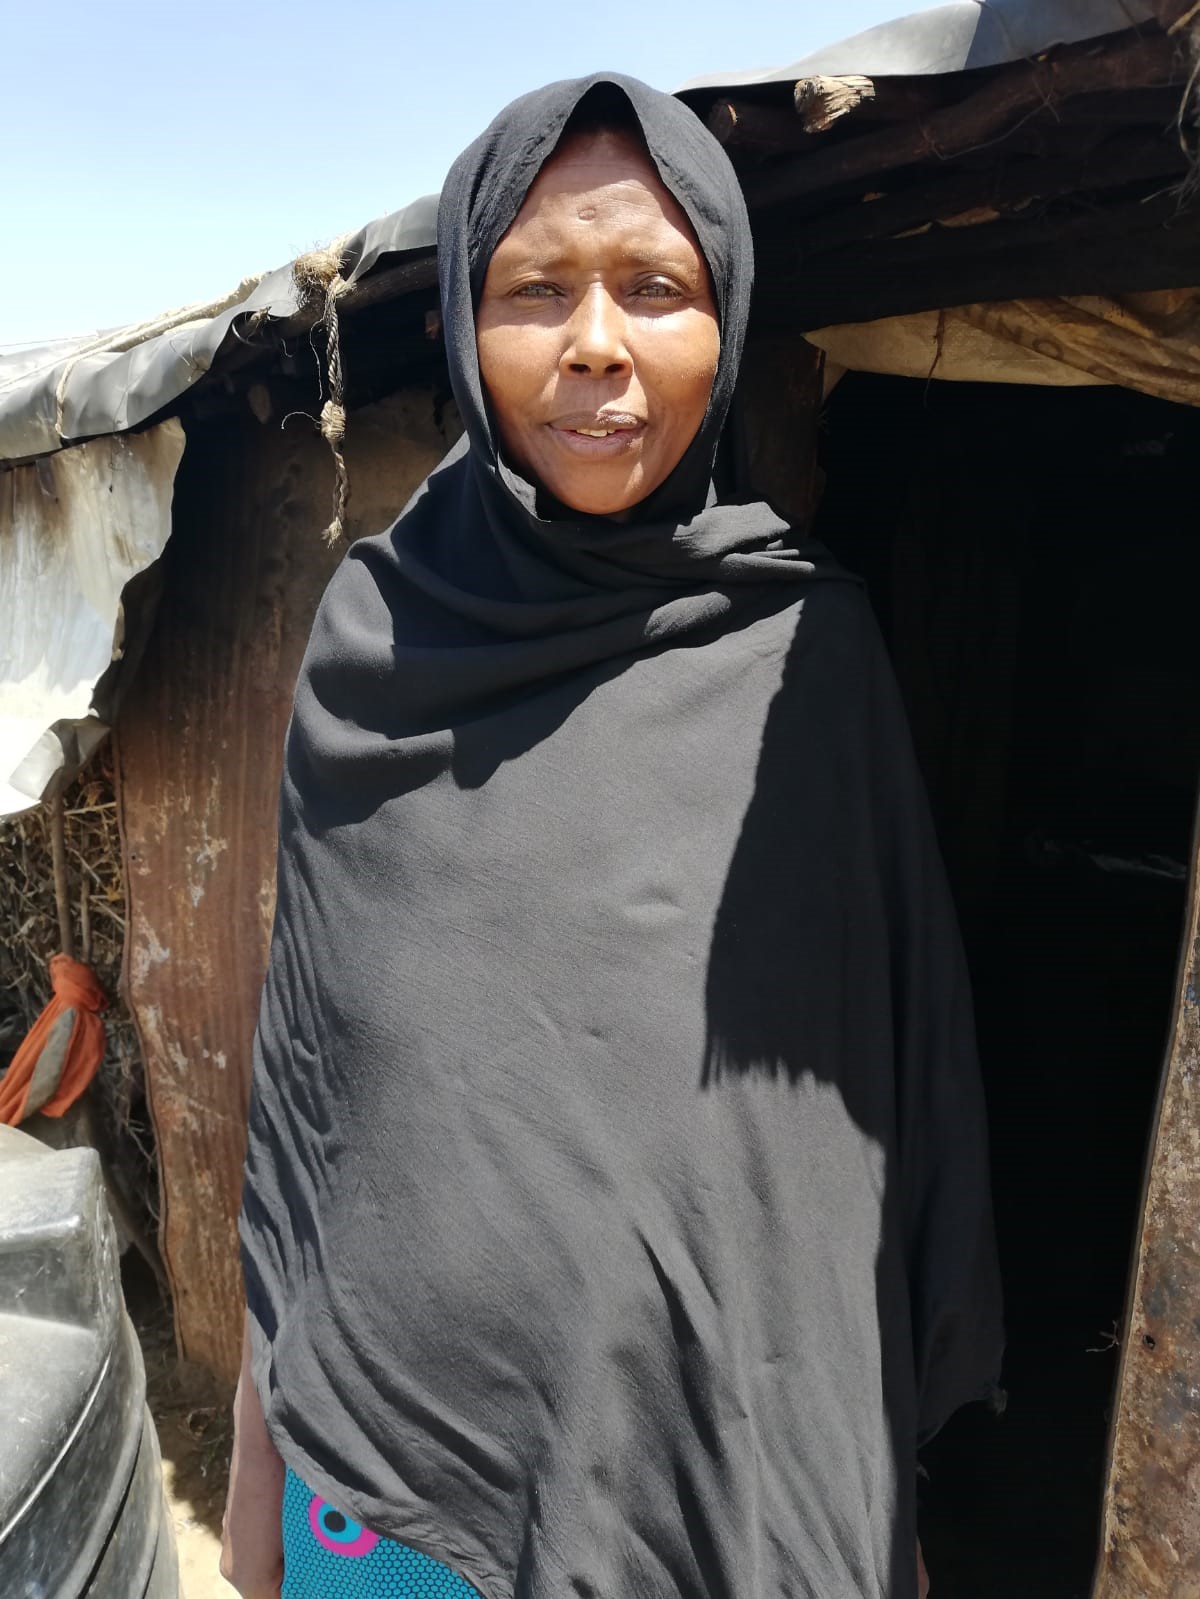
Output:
[281, 1467, 484, 1598]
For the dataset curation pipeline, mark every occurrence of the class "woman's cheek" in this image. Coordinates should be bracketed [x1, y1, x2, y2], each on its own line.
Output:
[479, 325, 551, 411]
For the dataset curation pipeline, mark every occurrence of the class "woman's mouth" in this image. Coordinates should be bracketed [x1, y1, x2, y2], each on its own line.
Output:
[548, 414, 645, 456]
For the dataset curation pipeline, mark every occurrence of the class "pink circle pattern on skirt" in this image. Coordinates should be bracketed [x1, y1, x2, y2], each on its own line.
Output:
[309, 1493, 382, 1558]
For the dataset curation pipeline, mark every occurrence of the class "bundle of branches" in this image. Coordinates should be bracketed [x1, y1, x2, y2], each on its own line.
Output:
[685, 20, 1200, 330]
[0, 744, 158, 1237]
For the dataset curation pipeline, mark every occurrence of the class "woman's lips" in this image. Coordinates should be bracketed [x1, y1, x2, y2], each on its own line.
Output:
[547, 415, 645, 457]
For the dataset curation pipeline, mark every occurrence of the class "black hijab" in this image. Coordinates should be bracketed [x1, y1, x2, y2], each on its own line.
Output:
[241, 73, 1002, 1599]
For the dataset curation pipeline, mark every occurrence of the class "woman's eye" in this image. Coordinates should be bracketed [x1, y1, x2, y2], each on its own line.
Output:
[635, 280, 684, 301]
[512, 282, 560, 299]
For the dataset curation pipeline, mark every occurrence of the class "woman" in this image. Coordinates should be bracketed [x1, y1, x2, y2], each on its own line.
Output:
[222, 73, 1002, 1599]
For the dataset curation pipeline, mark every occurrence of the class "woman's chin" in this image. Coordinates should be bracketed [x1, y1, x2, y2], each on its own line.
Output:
[542, 469, 653, 519]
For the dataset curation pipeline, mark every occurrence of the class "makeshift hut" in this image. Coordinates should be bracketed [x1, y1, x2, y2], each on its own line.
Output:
[3, 2, 1200, 1593]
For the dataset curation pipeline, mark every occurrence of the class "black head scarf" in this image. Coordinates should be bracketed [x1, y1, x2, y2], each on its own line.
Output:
[435, 71, 813, 590]
[241, 72, 1001, 1599]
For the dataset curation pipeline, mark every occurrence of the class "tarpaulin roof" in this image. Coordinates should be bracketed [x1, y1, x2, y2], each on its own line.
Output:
[0, 1, 1164, 466]
[0, 196, 440, 467]
[678, 0, 1158, 87]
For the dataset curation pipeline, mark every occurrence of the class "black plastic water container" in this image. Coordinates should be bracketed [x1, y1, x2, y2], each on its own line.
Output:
[0, 1125, 179, 1597]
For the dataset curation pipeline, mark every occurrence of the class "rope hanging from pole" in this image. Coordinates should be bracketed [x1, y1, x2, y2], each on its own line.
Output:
[293, 238, 353, 545]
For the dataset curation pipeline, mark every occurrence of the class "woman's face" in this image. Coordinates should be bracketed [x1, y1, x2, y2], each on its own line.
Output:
[476, 129, 720, 517]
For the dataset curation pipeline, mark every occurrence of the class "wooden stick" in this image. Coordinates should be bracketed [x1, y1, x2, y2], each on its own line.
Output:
[703, 78, 951, 152]
[1149, 0, 1200, 31]
[48, 789, 74, 960]
[756, 184, 1186, 302]
[704, 76, 947, 145]
[739, 334, 824, 526]
[74, 1094, 169, 1294]
[210, 252, 438, 392]
[745, 32, 1186, 213]
[80, 881, 92, 966]
[788, 132, 1187, 260]
[753, 188, 1200, 329]
[707, 99, 817, 153]
[270, 254, 437, 343]
[1051, 85, 1189, 125]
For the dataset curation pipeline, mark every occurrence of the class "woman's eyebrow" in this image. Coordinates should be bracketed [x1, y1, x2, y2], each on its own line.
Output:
[493, 243, 702, 276]
[622, 246, 701, 273]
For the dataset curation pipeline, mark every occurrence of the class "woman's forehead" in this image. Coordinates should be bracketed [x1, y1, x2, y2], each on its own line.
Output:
[537, 126, 656, 179]
[495, 130, 704, 259]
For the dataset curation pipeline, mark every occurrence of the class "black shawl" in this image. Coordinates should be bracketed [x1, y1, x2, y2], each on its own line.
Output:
[240, 72, 1002, 1599]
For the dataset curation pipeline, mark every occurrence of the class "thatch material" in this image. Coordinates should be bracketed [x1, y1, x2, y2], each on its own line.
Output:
[0, 743, 158, 1229]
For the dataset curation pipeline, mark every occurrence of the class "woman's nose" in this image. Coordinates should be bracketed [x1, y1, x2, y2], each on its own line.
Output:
[561, 285, 632, 378]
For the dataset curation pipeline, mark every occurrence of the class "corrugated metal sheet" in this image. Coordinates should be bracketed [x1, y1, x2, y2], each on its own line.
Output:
[116, 390, 459, 1379]
[0, 419, 184, 816]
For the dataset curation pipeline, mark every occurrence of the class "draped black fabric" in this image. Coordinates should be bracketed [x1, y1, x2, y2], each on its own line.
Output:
[240, 73, 1003, 1599]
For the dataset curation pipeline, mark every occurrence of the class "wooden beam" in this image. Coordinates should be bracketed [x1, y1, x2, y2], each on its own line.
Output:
[788, 132, 1188, 260]
[702, 78, 955, 154]
[744, 31, 1186, 214]
[211, 253, 438, 391]
[1051, 85, 1191, 125]
[752, 190, 1200, 331]
[1093, 806, 1200, 1596]
[707, 99, 815, 153]
[270, 252, 438, 341]
[737, 334, 824, 527]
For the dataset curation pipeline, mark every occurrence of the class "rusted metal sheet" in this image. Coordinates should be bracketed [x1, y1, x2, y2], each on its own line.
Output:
[0, 419, 184, 815]
[116, 392, 454, 1380]
[1094, 811, 1200, 1597]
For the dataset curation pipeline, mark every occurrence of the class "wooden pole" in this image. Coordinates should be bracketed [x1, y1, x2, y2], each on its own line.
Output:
[779, 132, 1187, 261]
[1148, 0, 1200, 31]
[1092, 804, 1200, 1595]
[707, 99, 815, 152]
[751, 188, 1200, 331]
[737, 334, 825, 528]
[743, 32, 1184, 214]
[48, 789, 74, 960]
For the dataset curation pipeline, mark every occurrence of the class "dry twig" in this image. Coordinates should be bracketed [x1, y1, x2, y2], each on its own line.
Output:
[0, 744, 158, 1227]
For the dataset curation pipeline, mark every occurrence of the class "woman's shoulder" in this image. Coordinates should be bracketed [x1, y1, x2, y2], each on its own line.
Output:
[791, 562, 880, 656]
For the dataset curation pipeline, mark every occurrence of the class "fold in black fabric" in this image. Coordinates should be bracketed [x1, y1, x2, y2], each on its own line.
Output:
[240, 72, 1002, 1599]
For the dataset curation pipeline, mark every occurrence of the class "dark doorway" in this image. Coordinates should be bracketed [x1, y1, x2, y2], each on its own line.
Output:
[814, 373, 1200, 1599]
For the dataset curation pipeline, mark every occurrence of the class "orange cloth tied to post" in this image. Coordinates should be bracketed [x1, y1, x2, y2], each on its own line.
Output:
[0, 955, 108, 1125]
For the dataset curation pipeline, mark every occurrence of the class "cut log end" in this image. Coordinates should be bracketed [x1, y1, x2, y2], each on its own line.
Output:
[794, 74, 877, 134]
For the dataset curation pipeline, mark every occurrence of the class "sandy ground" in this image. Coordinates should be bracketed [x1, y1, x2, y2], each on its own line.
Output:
[127, 1261, 235, 1599]
[159, 1402, 234, 1599]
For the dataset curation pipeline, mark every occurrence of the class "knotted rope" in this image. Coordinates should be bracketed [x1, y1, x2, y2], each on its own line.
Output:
[293, 238, 353, 545]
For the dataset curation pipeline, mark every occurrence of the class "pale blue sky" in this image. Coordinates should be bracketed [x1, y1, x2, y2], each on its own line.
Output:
[4, 0, 936, 346]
